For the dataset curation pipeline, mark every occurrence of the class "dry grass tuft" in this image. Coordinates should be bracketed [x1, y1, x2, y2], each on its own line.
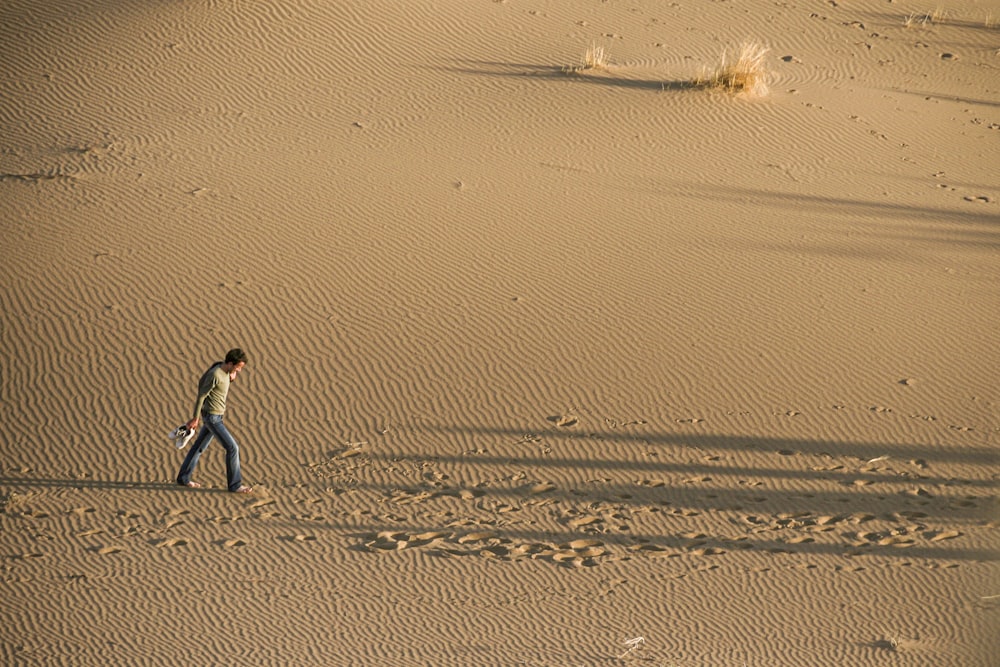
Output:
[583, 43, 609, 70]
[564, 42, 610, 75]
[905, 8, 949, 28]
[696, 41, 770, 96]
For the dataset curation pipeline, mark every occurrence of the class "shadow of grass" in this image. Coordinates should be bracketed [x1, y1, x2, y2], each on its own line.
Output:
[442, 59, 698, 92]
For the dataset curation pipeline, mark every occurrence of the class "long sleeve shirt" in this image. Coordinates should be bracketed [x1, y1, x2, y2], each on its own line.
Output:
[192, 363, 230, 419]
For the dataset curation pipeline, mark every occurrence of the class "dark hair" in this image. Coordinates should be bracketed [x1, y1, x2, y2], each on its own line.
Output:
[225, 348, 248, 365]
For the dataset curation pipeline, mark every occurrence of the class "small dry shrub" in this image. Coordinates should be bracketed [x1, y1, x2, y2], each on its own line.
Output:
[583, 43, 609, 70]
[905, 8, 948, 28]
[564, 42, 610, 74]
[697, 41, 770, 96]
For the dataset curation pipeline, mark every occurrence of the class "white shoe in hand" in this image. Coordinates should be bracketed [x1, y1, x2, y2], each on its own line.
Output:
[167, 425, 196, 449]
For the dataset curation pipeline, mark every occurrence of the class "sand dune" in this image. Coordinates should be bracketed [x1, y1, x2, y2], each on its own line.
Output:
[2, 0, 997, 664]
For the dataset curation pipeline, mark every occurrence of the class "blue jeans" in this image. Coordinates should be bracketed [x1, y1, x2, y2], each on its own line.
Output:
[176, 414, 244, 491]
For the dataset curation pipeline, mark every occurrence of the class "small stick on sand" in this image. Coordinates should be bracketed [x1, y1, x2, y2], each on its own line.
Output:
[618, 636, 645, 659]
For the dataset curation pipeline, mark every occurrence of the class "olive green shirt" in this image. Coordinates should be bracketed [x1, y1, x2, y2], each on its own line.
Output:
[192, 363, 230, 419]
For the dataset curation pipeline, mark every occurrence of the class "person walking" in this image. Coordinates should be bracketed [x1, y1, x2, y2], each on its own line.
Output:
[176, 348, 253, 493]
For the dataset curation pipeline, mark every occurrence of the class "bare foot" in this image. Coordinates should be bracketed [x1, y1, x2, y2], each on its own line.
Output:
[179, 481, 201, 488]
[232, 486, 253, 494]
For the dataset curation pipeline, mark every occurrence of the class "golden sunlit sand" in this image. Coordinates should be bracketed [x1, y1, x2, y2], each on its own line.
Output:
[1, 1, 997, 664]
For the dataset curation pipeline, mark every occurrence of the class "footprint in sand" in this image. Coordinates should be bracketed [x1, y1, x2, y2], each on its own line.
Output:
[480, 544, 514, 558]
[562, 538, 603, 550]
[671, 508, 701, 517]
[96, 546, 124, 555]
[877, 535, 915, 547]
[389, 489, 437, 505]
[365, 532, 407, 551]
[549, 551, 597, 567]
[567, 515, 603, 530]
[691, 547, 726, 556]
[337, 447, 365, 459]
[629, 543, 675, 558]
[154, 538, 189, 548]
[365, 530, 454, 551]
[457, 531, 499, 544]
[815, 515, 847, 526]
[410, 531, 450, 543]
[76, 529, 104, 537]
[162, 509, 189, 528]
[853, 530, 917, 548]
[528, 482, 556, 494]
[927, 530, 962, 542]
[250, 499, 280, 518]
[364, 528, 620, 568]
[221, 538, 247, 548]
[546, 539, 607, 567]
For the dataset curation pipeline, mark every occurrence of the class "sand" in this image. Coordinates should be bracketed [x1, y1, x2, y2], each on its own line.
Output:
[1, 0, 997, 664]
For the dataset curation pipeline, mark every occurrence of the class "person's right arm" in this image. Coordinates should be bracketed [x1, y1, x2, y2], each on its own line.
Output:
[188, 370, 216, 429]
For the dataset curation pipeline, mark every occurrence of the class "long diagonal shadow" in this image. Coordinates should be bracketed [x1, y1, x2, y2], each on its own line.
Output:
[431, 424, 995, 466]
[441, 59, 698, 92]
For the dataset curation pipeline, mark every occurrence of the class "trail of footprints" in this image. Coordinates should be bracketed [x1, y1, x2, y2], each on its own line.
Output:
[4, 435, 983, 573]
[364, 529, 615, 568]
[741, 510, 964, 551]
[357, 481, 976, 568]
[358, 497, 974, 569]
[2, 497, 322, 562]
[0, 496, 975, 573]
[2, 476, 980, 572]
